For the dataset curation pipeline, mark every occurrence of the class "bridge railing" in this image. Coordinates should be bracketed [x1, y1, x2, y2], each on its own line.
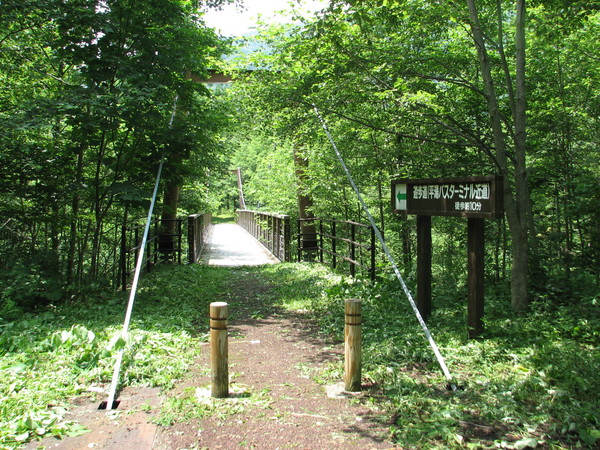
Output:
[120, 212, 212, 290]
[236, 210, 291, 262]
[188, 212, 212, 264]
[120, 217, 183, 291]
[298, 217, 376, 281]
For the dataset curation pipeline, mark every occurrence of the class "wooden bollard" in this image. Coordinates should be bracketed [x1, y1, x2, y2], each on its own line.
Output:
[210, 302, 229, 398]
[344, 298, 362, 392]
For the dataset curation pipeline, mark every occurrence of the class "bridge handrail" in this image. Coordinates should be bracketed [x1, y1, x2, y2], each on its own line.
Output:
[120, 217, 183, 291]
[188, 212, 212, 264]
[298, 217, 376, 281]
[236, 210, 291, 262]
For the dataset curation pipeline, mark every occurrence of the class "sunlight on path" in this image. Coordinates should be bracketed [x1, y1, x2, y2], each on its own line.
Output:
[202, 223, 279, 266]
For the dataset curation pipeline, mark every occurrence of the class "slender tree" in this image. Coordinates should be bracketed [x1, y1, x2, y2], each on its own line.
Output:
[465, 0, 531, 311]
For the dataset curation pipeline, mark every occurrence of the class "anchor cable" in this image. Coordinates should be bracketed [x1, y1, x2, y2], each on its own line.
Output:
[105, 96, 179, 409]
[313, 105, 457, 390]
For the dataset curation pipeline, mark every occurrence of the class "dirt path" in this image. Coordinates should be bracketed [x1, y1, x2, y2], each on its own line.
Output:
[155, 319, 391, 448]
[29, 270, 395, 449]
[154, 269, 394, 449]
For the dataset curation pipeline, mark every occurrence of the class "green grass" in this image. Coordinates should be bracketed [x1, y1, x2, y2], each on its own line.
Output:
[310, 275, 600, 449]
[211, 212, 236, 224]
[0, 265, 231, 448]
[154, 384, 272, 426]
[0, 263, 337, 448]
[0, 262, 598, 449]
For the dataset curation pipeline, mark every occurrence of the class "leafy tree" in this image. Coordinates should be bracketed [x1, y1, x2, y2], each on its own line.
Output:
[0, 0, 233, 309]
[228, 0, 598, 311]
[527, 4, 600, 293]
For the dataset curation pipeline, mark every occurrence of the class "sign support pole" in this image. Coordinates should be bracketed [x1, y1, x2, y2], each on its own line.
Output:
[417, 215, 432, 321]
[467, 218, 485, 338]
[392, 177, 502, 339]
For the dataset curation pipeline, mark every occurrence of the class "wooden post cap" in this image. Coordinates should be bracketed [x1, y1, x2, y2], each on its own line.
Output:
[210, 302, 228, 330]
[210, 301, 228, 314]
[345, 298, 362, 326]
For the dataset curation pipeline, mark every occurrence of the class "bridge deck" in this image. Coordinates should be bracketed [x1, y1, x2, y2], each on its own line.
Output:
[201, 223, 279, 266]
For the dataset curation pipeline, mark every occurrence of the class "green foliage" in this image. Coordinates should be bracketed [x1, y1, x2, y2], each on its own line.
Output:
[0, 264, 232, 447]
[230, 135, 297, 214]
[0, 317, 109, 447]
[0, 260, 598, 448]
[0, 255, 63, 318]
[313, 275, 600, 448]
[1, 0, 599, 444]
[224, 0, 599, 310]
[0, 0, 232, 295]
[258, 262, 344, 311]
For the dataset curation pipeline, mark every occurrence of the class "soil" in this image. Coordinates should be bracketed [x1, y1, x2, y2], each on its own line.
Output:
[28, 270, 396, 450]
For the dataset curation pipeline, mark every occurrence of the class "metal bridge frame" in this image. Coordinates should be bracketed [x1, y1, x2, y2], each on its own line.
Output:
[236, 210, 291, 262]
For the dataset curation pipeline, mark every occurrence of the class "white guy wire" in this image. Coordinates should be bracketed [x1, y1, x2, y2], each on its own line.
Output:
[105, 96, 179, 409]
[313, 105, 456, 389]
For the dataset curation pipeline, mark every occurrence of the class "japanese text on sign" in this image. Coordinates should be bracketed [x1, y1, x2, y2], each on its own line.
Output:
[391, 176, 503, 219]
[412, 183, 490, 201]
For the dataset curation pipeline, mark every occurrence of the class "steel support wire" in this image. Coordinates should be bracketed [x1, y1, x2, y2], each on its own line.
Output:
[105, 96, 179, 410]
[313, 105, 457, 391]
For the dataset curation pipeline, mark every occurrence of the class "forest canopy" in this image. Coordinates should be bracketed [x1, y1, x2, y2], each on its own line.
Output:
[0, 0, 598, 314]
[227, 0, 599, 312]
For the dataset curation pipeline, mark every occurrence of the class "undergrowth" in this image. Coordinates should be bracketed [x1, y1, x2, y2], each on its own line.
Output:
[1, 262, 598, 449]
[307, 272, 600, 449]
[0, 264, 230, 448]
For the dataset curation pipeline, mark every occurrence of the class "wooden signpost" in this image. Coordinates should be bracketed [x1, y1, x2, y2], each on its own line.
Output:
[392, 176, 503, 338]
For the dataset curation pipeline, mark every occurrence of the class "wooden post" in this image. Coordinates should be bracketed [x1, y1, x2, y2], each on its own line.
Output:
[210, 302, 229, 398]
[120, 224, 127, 292]
[417, 215, 432, 320]
[350, 223, 356, 277]
[283, 215, 291, 262]
[297, 218, 302, 262]
[274, 216, 280, 259]
[149, 220, 156, 269]
[468, 218, 485, 338]
[344, 299, 362, 392]
[319, 220, 324, 263]
[370, 226, 376, 281]
[134, 226, 139, 268]
[187, 215, 194, 264]
[331, 221, 337, 269]
[177, 219, 182, 265]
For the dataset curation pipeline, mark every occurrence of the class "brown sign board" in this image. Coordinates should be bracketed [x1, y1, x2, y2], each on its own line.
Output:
[392, 176, 503, 219]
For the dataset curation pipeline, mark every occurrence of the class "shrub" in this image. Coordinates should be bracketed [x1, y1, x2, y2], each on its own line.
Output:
[0, 254, 63, 317]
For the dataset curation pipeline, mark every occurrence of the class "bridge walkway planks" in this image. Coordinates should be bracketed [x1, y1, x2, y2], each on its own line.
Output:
[201, 223, 279, 266]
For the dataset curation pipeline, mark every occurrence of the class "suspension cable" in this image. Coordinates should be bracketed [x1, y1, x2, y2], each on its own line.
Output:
[313, 105, 456, 390]
[105, 96, 179, 410]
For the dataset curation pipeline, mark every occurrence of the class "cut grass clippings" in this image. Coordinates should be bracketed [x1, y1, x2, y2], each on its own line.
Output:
[1, 262, 598, 449]
[0, 264, 232, 448]
[310, 274, 600, 449]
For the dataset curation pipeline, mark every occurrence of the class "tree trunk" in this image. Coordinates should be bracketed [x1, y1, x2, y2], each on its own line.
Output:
[159, 183, 181, 261]
[293, 146, 317, 259]
[90, 133, 107, 279]
[235, 168, 246, 210]
[67, 145, 84, 285]
[467, 0, 530, 312]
